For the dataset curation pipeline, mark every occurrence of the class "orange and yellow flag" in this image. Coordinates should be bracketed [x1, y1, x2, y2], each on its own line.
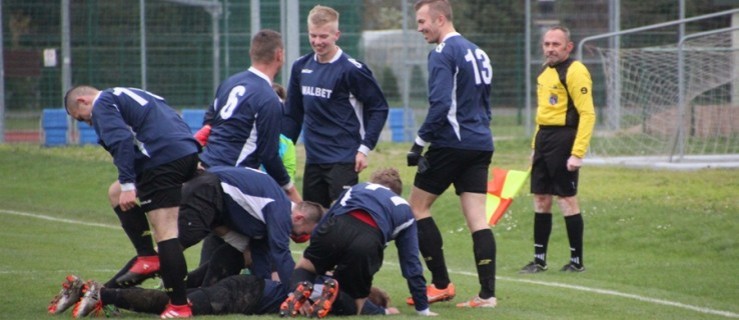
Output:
[486, 167, 530, 226]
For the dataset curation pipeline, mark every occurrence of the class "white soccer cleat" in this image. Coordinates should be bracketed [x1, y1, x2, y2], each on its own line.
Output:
[48, 275, 84, 314]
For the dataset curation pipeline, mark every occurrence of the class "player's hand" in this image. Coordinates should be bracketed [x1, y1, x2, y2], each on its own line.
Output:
[298, 302, 312, 316]
[355, 152, 368, 173]
[385, 307, 400, 315]
[242, 245, 253, 268]
[407, 143, 424, 166]
[567, 155, 582, 172]
[118, 190, 137, 211]
[285, 184, 303, 203]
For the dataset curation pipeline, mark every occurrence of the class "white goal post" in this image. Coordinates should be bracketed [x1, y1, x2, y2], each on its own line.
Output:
[576, 9, 739, 168]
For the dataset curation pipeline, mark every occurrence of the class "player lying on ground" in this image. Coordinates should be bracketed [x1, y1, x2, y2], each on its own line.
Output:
[48, 273, 396, 317]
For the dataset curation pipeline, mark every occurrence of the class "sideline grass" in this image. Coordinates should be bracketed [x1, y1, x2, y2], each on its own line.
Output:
[0, 142, 737, 319]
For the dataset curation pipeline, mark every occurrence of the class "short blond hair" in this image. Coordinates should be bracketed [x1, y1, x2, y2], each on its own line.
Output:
[308, 5, 339, 28]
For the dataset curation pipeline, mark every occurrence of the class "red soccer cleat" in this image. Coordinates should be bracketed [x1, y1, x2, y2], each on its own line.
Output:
[160, 302, 192, 319]
[115, 255, 160, 286]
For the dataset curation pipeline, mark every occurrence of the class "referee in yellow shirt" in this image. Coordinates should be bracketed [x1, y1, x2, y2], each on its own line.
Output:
[520, 26, 596, 274]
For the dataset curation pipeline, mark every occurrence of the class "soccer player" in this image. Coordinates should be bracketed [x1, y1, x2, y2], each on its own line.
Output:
[405, 0, 498, 308]
[281, 168, 435, 317]
[282, 5, 389, 209]
[193, 82, 300, 267]
[49, 166, 324, 317]
[519, 25, 595, 274]
[197, 29, 300, 202]
[49, 273, 395, 318]
[175, 166, 323, 285]
[64, 86, 200, 318]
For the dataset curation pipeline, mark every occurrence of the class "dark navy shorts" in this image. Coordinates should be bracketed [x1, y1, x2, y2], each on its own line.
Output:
[413, 147, 492, 195]
[136, 153, 199, 212]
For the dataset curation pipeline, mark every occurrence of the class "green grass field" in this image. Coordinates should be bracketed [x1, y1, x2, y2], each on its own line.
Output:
[0, 141, 737, 319]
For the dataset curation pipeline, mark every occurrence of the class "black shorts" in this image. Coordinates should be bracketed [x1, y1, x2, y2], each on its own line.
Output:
[177, 171, 224, 249]
[531, 127, 578, 197]
[302, 163, 358, 208]
[187, 274, 265, 315]
[413, 147, 492, 195]
[136, 153, 199, 212]
[303, 214, 383, 299]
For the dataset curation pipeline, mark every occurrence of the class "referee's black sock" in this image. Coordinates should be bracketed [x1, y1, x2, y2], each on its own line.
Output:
[114, 205, 156, 256]
[416, 217, 451, 289]
[157, 238, 188, 305]
[472, 229, 496, 299]
[564, 214, 584, 267]
[533, 212, 552, 266]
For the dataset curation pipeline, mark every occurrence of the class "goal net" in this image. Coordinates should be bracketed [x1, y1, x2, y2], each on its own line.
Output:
[591, 30, 739, 166]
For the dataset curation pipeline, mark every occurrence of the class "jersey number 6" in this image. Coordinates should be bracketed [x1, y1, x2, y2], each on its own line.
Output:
[220, 85, 246, 120]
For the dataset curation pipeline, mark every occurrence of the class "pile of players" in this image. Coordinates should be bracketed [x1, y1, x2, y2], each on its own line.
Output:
[48, 0, 594, 318]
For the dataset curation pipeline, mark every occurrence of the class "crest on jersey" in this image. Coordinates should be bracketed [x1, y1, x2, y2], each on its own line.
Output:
[549, 94, 558, 105]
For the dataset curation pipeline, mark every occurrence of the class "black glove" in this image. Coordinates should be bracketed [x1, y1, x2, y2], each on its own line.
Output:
[417, 156, 430, 174]
[407, 143, 424, 166]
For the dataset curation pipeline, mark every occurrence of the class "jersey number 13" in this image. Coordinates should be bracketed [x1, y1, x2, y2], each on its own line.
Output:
[464, 48, 492, 85]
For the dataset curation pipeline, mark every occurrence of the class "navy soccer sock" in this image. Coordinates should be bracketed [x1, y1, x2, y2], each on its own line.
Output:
[416, 217, 450, 289]
[114, 205, 156, 256]
[157, 238, 188, 305]
[472, 229, 496, 299]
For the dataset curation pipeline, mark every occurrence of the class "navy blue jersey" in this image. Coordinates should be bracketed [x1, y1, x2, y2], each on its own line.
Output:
[322, 182, 428, 311]
[206, 166, 295, 285]
[283, 49, 389, 164]
[418, 33, 494, 151]
[256, 279, 289, 315]
[91, 87, 199, 185]
[199, 68, 291, 187]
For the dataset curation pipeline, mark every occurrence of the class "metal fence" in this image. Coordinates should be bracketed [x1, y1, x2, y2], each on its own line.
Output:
[1, 0, 736, 143]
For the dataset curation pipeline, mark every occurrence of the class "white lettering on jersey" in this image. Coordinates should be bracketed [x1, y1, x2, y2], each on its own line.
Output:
[366, 183, 408, 206]
[347, 58, 363, 69]
[435, 42, 446, 53]
[301, 86, 333, 99]
[301, 69, 313, 74]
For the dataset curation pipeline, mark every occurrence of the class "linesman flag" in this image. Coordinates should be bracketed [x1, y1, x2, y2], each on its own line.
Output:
[486, 167, 530, 226]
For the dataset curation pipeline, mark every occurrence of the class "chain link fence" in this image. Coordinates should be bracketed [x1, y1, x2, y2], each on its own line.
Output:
[1, 0, 735, 143]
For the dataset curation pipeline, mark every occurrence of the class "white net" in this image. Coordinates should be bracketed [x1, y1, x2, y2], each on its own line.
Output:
[592, 30, 739, 165]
